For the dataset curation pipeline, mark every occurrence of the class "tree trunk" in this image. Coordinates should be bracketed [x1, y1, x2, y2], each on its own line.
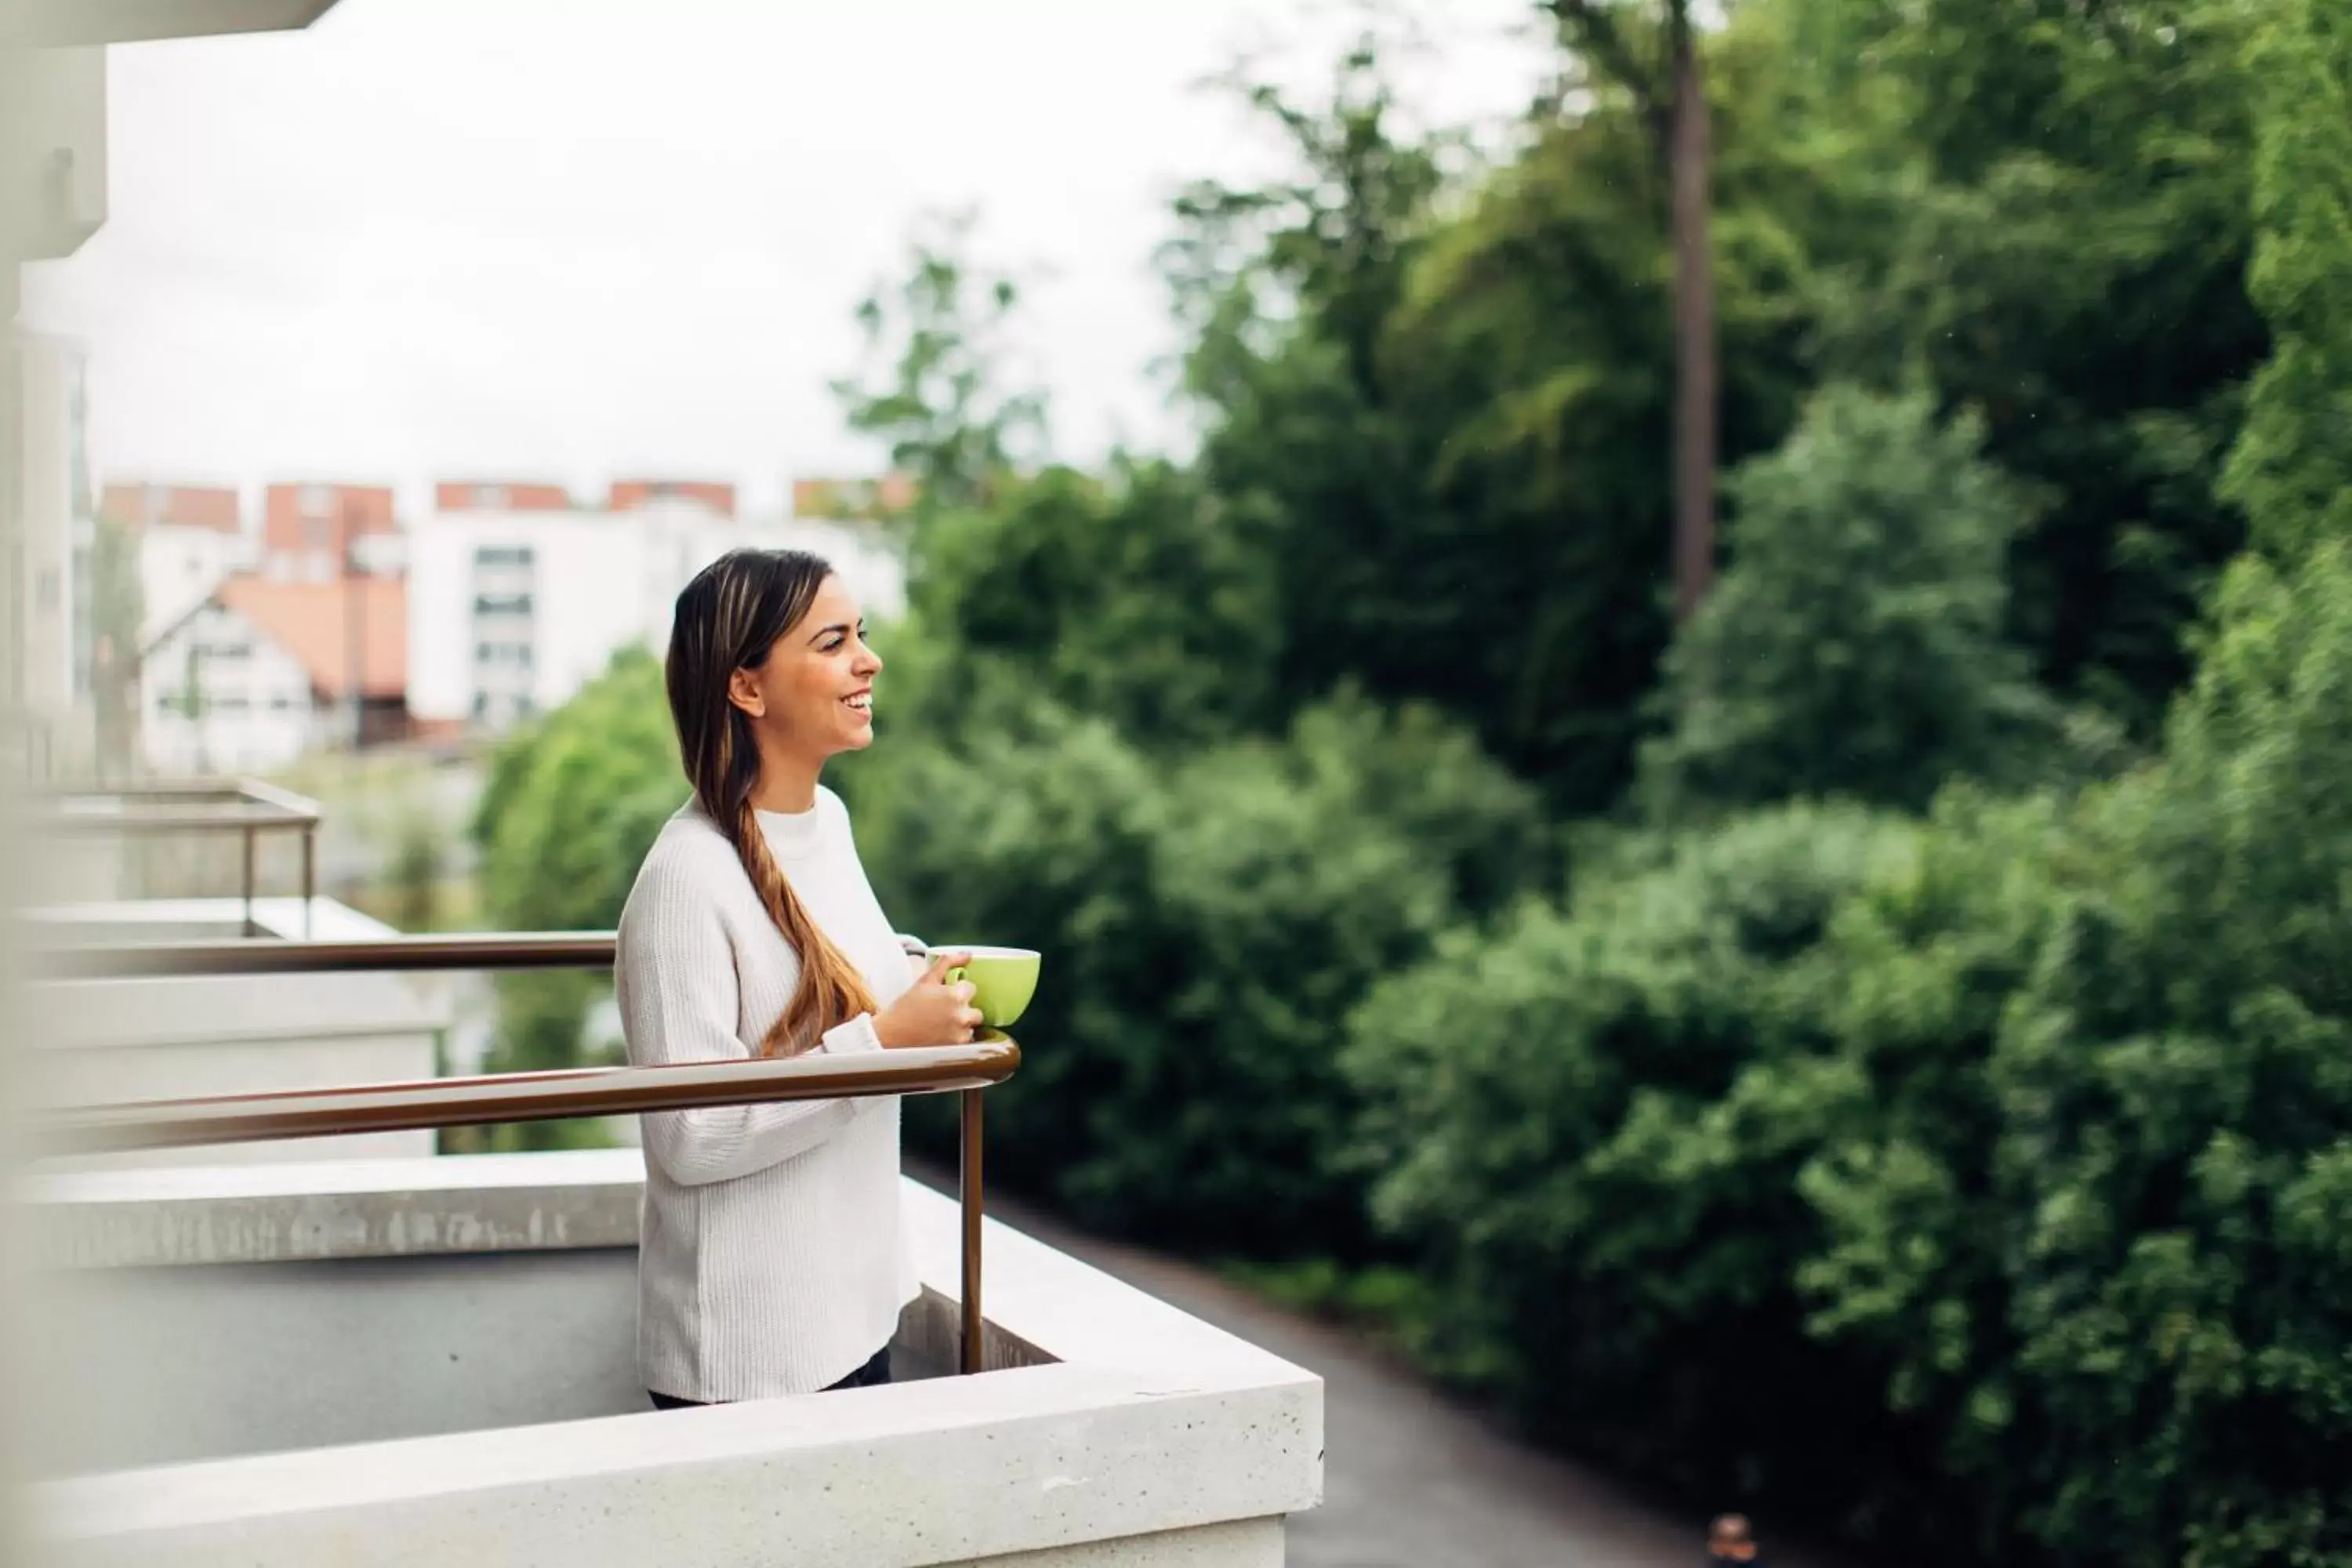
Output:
[1668, 27, 1716, 622]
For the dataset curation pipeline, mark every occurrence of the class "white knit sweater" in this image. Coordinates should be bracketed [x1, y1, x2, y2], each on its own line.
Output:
[614, 789, 920, 1401]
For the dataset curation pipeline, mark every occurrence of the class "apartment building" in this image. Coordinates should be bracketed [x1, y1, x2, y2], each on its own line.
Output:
[260, 481, 399, 583]
[407, 498, 903, 734]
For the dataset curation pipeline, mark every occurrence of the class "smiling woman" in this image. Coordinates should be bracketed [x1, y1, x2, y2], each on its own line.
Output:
[615, 547, 986, 1406]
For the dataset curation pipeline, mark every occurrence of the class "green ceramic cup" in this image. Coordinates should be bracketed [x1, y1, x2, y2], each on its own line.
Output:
[932, 945, 1041, 1029]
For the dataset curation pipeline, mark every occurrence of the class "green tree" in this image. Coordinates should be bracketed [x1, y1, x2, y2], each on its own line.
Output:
[384, 805, 445, 934]
[884, 459, 1283, 754]
[1347, 804, 1918, 1515]
[1801, 0, 2269, 735]
[1166, 38, 1452, 739]
[1639, 382, 2074, 816]
[1377, 6, 1833, 810]
[829, 207, 1048, 525]
[862, 688, 1548, 1253]
[1784, 789, 2088, 1556]
[1977, 546, 2352, 1566]
[2220, 0, 2352, 564]
[466, 648, 683, 1149]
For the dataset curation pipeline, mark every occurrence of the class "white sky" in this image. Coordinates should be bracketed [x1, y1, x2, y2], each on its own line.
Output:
[21, 0, 1548, 517]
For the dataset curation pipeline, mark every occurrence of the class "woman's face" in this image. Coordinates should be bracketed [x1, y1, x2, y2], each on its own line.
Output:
[728, 574, 882, 759]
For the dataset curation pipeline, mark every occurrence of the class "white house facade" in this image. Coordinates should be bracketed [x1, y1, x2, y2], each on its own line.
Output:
[140, 599, 318, 775]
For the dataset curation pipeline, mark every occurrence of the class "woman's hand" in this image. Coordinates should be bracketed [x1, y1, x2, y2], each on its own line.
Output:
[872, 950, 983, 1048]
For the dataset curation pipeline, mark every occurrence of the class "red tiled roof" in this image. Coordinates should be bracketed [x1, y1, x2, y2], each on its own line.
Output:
[437, 481, 572, 512]
[100, 483, 241, 532]
[261, 484, 397, 557]
[610, 479, 736, 517]
[217, 575, 407, 700]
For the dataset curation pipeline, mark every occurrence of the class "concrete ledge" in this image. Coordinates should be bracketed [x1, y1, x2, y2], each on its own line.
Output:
[21, 1149, 642, 1267]
[36, 1366, 1314, 1566]
[23, 1153, 1323, 1566]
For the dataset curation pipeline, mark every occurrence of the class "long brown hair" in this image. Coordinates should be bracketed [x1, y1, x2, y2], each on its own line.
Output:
[666, 548, 878, 1056]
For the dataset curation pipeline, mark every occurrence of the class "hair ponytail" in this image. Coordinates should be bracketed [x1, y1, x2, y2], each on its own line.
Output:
[666, 547, 877, 1057]
[730, 798, 877, 1056]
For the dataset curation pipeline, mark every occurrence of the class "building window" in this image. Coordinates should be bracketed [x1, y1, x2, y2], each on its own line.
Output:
[474, 593, 533, 616]
[474, 641, 535, 670]
[474, 545, 535, 569]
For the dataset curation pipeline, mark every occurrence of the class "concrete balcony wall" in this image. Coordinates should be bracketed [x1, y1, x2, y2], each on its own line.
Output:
[0, 45, 105, 260]
[23, 897, 449, 1166]
[20, 1151, 1323, 1566]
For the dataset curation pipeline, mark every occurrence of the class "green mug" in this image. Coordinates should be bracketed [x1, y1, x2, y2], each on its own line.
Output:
[931, 945, 1041, 1029]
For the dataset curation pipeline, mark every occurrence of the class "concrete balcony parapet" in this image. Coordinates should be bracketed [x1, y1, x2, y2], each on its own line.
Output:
[20, 1151, 1325, 1566]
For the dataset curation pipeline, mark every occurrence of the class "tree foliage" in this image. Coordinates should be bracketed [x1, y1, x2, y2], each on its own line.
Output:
[467, 649, 681, 1146]
[2221, 0, 2352, 564]
[829, 207, 1049, 524]
[1640, 382, 2071, 816]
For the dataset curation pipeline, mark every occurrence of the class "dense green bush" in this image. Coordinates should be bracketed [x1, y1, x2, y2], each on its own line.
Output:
[1345, 804, 1918, 1506]
[859, 688, 1548, 1253]
[1639, 382, 2082, 819]
[1973, 545, 2352, 1567]
[1348, 545, 2352, 1565]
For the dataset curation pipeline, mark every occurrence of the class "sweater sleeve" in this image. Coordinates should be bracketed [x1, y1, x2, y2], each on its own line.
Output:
[617, 860, 870, 1187]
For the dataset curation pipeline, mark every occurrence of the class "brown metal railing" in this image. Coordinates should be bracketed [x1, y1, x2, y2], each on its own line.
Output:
[30, 933, 1016, 1377]
[23, 779, 322, 937]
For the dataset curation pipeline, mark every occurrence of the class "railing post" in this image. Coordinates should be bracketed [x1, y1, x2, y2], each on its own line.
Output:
[300, 824, 315, 940]
[241, 822, 256, 936]
[960, 1085, 984, 1375]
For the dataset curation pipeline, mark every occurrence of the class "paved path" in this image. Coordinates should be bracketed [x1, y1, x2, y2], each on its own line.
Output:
[927, 1171, 1863, 1568]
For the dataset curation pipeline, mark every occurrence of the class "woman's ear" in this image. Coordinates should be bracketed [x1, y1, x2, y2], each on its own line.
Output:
[726, 666, 765, 719]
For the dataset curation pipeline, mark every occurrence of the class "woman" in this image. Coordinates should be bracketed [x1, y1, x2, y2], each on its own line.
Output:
[615, 547, 981, 1407]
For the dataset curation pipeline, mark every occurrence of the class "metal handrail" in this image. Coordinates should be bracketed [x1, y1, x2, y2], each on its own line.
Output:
[21, 779, 323, 938]
[42, 1040, 1018, 1150]
[28, 934, 1014, 1377]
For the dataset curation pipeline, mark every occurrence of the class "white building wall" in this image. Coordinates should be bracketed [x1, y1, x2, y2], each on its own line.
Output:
[401, 516, 474, 724]
[140, 601, 316, 775]
[529, 514, 644, 717]
[406, 506, 906, 733]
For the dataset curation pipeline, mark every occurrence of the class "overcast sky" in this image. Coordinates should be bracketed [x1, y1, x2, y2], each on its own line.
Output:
[20, 0, 1546, 517]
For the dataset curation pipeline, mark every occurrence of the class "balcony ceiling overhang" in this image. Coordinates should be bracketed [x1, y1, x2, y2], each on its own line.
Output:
[3, 0, 342, 48]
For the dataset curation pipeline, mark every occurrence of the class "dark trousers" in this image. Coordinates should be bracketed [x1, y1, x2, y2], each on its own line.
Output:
[648, 1345, 892, 1410]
